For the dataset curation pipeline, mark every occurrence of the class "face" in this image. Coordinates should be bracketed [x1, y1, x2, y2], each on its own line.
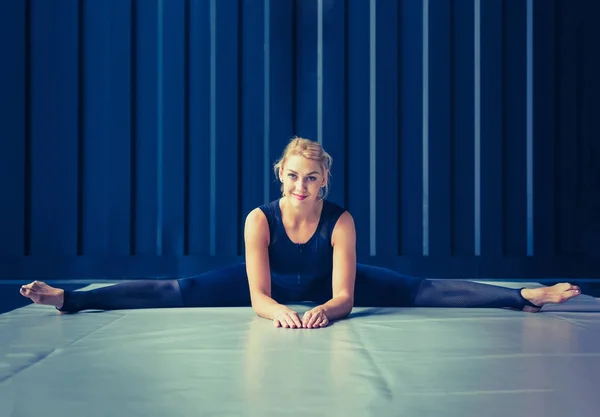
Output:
[280, 155, 327, 205]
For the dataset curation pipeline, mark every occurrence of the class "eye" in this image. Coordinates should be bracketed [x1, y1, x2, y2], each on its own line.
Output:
[307, 176, 316, 181]
[287, 173, 297, 179]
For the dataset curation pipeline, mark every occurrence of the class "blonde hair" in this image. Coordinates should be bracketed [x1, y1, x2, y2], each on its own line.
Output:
[273, 136, 333, 200]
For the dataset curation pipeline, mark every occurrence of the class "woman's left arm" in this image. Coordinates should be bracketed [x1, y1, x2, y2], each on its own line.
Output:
[302, 211, 356, 328]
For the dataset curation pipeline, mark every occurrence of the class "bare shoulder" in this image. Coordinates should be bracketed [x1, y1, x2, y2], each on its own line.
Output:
[244, 207, 270, 244]
[335, 210, 355, 230]
[331, 210, 356, 245]
[245, 207, 268, 226]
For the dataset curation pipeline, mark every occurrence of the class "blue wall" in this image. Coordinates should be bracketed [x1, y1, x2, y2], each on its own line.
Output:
[1, 0, 599, 280]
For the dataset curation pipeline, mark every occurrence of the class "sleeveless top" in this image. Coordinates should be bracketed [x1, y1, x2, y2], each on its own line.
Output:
[258, 198, 346, 295]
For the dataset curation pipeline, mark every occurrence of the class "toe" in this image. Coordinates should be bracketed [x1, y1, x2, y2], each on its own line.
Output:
[20, 288, 36, 302]
[559, 289, 580, 303]
[565, 282, 581, 292]
[559, 283, 574, 291]
[565, 283, 578, 291]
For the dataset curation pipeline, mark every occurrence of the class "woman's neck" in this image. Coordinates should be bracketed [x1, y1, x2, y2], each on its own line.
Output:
[280, 197, 323, 224]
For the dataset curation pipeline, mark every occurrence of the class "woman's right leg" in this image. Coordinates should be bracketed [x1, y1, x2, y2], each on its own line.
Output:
[177, 263, 251, 307]
[20, 279, 183, 313]
[20, 263, 251, 313]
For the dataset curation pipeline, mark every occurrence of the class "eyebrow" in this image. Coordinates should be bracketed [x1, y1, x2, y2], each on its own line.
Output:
[286, 169, 320, 176]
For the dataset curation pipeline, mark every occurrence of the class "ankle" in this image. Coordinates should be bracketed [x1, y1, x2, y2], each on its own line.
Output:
[520, 288, 542, 309]
[56, 289, 66, 310]
[520, 288, 533, 302]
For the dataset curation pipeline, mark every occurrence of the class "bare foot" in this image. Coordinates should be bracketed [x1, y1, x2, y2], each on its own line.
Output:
[20, 281, 65, 310]
[520, 283, 581, 312]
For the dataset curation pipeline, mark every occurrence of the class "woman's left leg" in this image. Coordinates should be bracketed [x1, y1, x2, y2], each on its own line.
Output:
[352, 264, 423, 307]
[413, 279, 541, 309]
[353, 263, 581, 310]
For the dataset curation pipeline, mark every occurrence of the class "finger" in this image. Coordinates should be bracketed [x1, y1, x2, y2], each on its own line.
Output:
[289, 312, 303, 328]
[307, 310, 322, 328]
[281, 315, 295, 328]
[273, 319, 281, 328]
[313, 315, 326, 327]
[275, 316, 288, 328]
[301, 312, 312, 327]
[308, 313, 321, 328]
[290, 312, 302, 329]
[318, 317, 329, 327]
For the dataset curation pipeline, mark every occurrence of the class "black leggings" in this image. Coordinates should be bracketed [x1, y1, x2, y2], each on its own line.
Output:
[59, 263, 537, 313]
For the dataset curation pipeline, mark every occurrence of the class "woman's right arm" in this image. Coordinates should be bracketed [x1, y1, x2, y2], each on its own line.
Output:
[244, 208, 302, 327]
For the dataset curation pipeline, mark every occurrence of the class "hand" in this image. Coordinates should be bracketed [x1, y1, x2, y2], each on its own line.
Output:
[302, 306, 329, 329]
[273, 307, 303, 328]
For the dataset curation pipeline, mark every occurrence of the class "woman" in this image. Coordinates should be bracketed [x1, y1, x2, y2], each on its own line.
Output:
[20, 137, 581, 328]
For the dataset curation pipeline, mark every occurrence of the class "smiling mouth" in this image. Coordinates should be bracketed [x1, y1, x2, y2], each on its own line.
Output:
[293, 194, 308, 200]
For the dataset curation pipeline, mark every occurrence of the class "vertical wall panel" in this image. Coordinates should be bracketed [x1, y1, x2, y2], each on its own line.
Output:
[374, 0, 399, 256]
[267, 0, 295, 203]
[480, 0, 504, 257]
[503, 0, 528, 256]
[29, 0, 80, 256]
[398, 0, 423, 256]
[240, 0, 267, 231]
[428, 0, 452, 257]
[81, 0, 132, 256]
[579, 3, 600, 254]
[110, 1, 135, 257]
[162, 0, 186, 256]
[346, 0, 371, 255]
[81, 0, 110, 255]
[187, 0, 211, 256]
[554, 0, 579, 256]
[0, 0, 25, 256]
[451, 0, 475, 256]
[134, 0, 161, 256]
[321, 0, 347, 208]
[295, 0, 318, 139]
[532, 0, 556, 257]
[213, 0, 240, 256]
